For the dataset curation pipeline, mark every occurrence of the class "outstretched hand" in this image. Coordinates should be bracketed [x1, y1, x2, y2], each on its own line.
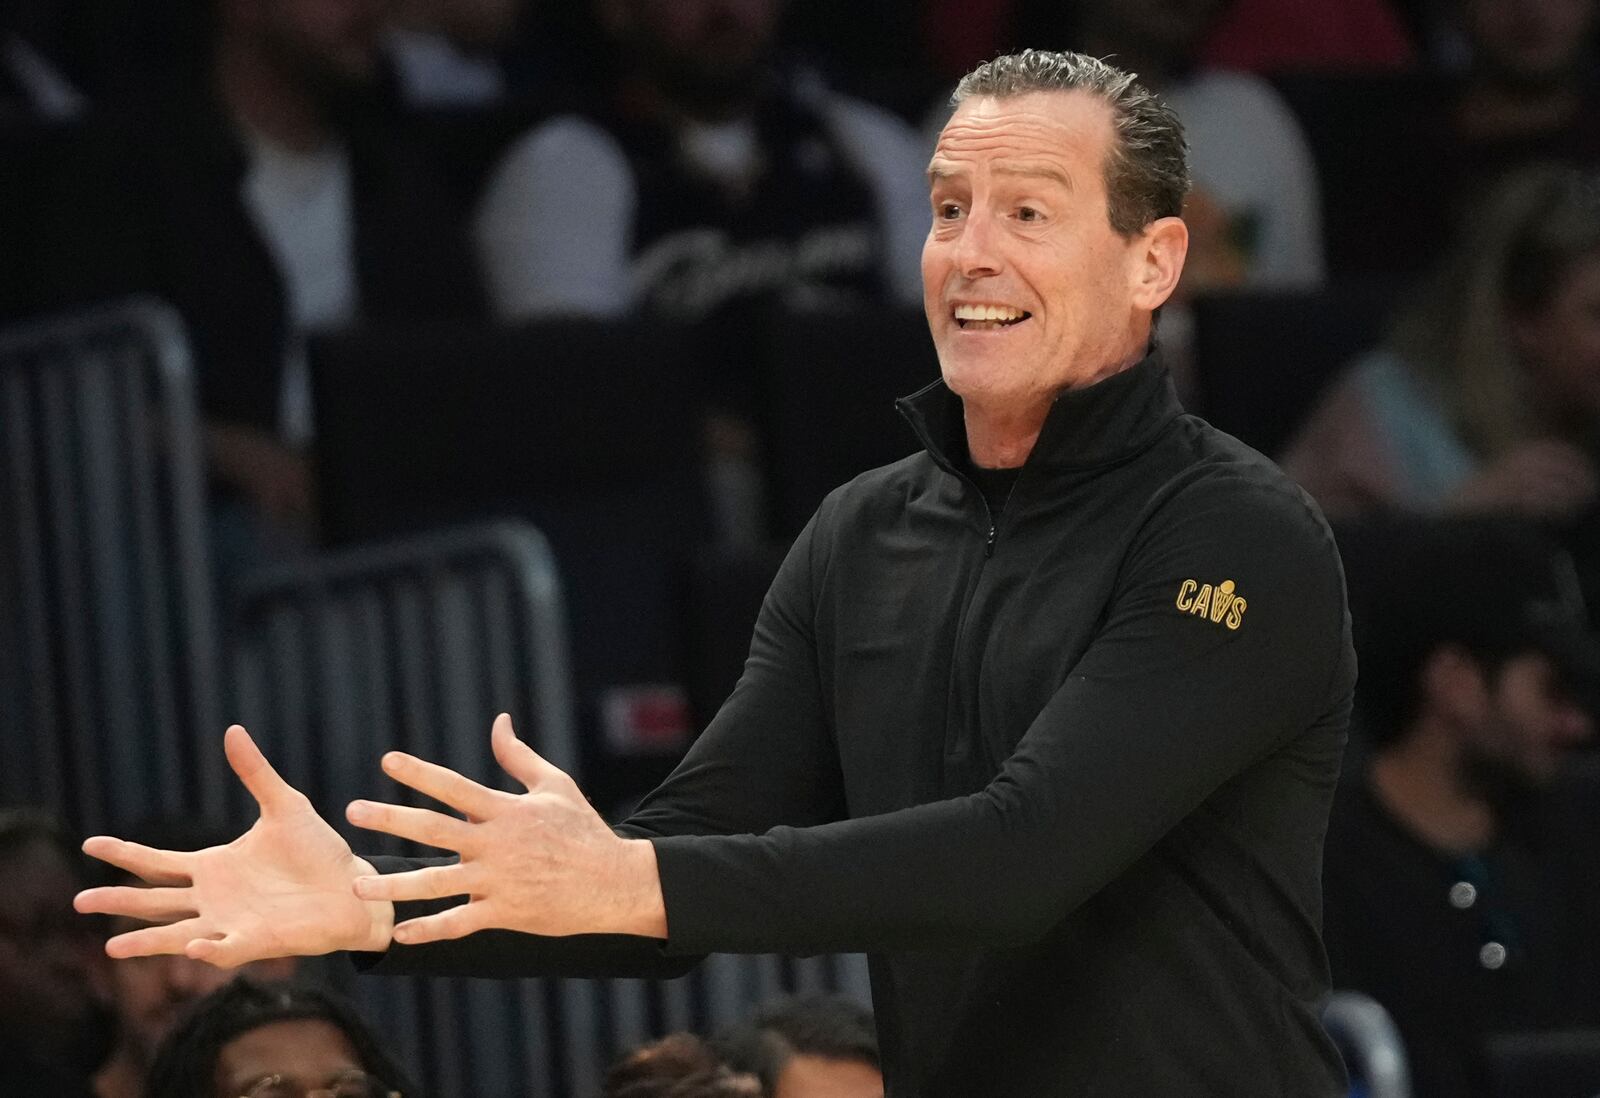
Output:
[345, 714, 666, 946]
[74, 726, 394, 967]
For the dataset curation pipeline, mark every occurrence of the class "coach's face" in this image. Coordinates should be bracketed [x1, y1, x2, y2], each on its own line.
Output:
[923, 91, 1185, 410]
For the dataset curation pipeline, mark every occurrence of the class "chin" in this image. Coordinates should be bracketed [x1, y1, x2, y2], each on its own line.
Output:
[939, 361, 1024, 405]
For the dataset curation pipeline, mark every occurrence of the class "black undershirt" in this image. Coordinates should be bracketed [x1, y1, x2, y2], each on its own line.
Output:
[966, 459, 1021, 521]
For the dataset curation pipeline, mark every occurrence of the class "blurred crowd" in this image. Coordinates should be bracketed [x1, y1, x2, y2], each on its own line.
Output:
[6, 0, 1600, 1096]
[0, 806, 884, 1096]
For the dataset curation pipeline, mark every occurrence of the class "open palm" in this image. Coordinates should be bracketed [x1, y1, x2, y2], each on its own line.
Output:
[75, 726, 393, 967]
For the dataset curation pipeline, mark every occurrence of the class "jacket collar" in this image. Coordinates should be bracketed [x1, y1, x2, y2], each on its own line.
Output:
[896, 349, 1184, 479]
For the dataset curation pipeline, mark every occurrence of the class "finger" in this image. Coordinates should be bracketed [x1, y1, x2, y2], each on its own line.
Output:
[352, 863, 475, 904]
[81, 836, 191, 886]
[186, 933, 264, 970]
[380, 751, 503, 820]
[74, 885, 196, 922]
[225, 725, 307, 817]
[346, 800, 475, 853]
[103, 916, 212, 959]
[391, 902, 487, 946]
[491, 712, 564, 792]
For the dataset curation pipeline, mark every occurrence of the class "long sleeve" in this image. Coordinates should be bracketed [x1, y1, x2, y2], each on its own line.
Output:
[360, 513, 844, 977]
[623, 507, 845, 840]
[650, 472, 1349, 955]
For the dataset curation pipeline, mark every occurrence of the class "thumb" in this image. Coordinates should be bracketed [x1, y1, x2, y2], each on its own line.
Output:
[225, 725, 307, 817]
[186, 934, 252, 971]
[490, 712, 560, 791]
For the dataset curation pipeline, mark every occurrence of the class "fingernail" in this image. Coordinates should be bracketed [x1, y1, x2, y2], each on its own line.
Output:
[393, 924, 413, 944]
[353, 877, 374, 898]
[347, 801, 370, 822]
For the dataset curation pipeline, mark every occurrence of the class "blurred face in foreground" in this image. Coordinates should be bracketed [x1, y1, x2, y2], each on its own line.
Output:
[214, 1018, 382, 1098]
[772, 1053, 884, 1098]
[922, 90, 1186, 417]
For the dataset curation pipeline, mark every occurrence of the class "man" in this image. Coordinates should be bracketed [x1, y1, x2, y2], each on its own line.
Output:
[0, 810, 108, 1097]
[473, 0, 928, 321]
[77, 50, 1355, 1095]
[1323, 517, 1600, 1098]
[61, 0, 481, 582]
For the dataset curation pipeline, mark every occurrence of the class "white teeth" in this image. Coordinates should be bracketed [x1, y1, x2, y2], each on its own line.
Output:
[953, 304, 1026, 322]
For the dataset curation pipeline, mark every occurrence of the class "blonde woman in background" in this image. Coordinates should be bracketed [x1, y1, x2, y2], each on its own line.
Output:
[1283, 166, 1600, 520]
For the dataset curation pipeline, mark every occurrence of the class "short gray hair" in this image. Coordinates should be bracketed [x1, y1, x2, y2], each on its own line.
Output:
[953, 49, 1190, 237]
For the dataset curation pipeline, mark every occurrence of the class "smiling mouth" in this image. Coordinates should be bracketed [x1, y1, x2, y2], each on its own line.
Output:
[953, 305, 1032, 331]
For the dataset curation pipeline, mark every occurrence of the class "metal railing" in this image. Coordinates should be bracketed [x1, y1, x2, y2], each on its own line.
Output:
[0, 297, 221, 830]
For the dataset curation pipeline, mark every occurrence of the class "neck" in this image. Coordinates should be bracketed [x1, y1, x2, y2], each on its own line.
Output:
[963, 342, 1147, 468]
[964, 400, 1048, 468]
[1370, 721, 1497, 855]
[215, 38, 330, 152]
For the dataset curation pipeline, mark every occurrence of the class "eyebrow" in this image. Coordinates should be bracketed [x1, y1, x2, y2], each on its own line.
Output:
[926, 163, 1073, 190]
[994, 164, 1073, 189]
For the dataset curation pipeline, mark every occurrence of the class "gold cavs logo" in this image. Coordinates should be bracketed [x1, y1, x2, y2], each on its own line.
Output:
[1175, 579, 1247, 630]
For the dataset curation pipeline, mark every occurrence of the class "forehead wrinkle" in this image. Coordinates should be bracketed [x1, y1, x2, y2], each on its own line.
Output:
[927, 154, 1078, 192]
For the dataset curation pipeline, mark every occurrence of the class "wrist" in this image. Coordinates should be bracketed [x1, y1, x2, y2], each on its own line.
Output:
[615, 839, 668, 939]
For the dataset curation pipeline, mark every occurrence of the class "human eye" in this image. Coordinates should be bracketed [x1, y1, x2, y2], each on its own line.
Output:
[1015, 205, 1044, 223]
[935, 201, 964, 220]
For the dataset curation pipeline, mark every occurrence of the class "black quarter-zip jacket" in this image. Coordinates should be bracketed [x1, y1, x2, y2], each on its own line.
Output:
[366, 352, 1355, 1096]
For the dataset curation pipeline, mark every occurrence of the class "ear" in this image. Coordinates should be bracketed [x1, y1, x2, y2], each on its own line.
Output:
[1128, 215, 1188, 313]
[1419, 645, 1490, 725]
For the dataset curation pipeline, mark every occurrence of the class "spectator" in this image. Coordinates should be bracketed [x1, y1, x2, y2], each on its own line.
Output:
[78, 0, 482, 586]
[384, 0, 522, 107]
[716, 995, 882, 1098]
[604, 1033, 761, 1098]
[0, 809, 109, 1097]
[1453, 0, 1599, 168]
[1076, 0, 1327, 291]
[1376, 0, 1600, 269]
[1323, 517, 1600, 1098]
[144, 978, 418, 1098]
[91, 822, 299, 1098]
[1282, 165, 1600, 520]
[473, 0, 929, 322]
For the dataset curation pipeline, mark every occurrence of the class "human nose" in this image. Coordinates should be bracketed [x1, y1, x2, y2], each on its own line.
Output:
[951, 206, 1003, 280]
